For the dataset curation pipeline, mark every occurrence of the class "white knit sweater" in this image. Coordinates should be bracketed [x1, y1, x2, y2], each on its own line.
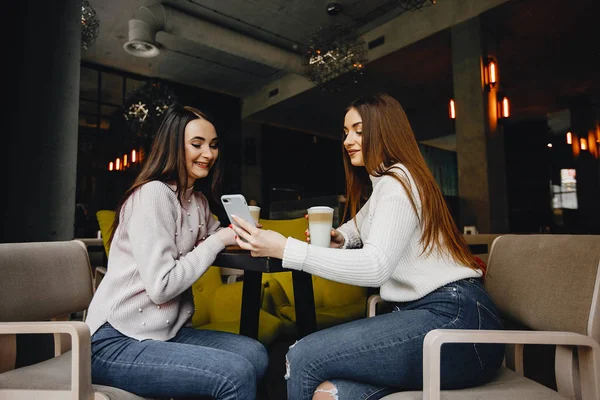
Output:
[86, 181, 226, 341]
[282, 164, 481, 302]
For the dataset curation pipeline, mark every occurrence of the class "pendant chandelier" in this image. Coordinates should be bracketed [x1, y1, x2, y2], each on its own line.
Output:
[122, 80, 178, 142]
[302, 24, 367, 90]
[81, 0, 100, 50]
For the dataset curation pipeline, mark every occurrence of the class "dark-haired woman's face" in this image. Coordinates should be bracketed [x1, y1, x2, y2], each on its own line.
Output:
[343, 108, 365, 167]
[184, 118, 219, 184]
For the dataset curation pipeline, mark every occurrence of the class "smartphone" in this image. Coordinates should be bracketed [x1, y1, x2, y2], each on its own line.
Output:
[221, 194, 255, 228]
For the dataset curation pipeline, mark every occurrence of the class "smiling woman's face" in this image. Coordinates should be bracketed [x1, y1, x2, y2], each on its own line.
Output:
[343, 107, 364, 167]
[184, 118, 219, 184]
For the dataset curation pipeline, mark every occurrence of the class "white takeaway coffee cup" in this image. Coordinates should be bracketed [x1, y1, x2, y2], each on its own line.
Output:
[248, 206, 261, 223]
[307, 206, 334, 248]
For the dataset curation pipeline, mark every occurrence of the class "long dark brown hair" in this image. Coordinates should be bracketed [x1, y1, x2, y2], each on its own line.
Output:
[109, 103, 222, 246]
[342, 93, 478, 270]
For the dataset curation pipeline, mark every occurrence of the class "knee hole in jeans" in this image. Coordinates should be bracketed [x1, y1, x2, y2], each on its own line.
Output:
[314, 382, 339, 400]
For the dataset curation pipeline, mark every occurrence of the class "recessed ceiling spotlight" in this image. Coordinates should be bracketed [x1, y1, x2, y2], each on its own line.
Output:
[326, 2, 342, 16]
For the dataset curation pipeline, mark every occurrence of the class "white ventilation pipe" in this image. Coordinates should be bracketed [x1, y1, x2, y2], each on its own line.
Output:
[124, 3, 304, 75]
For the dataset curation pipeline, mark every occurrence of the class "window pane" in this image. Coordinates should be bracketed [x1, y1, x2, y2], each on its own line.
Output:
[101, 72, 123, 106]
[80, 67, 98, 101]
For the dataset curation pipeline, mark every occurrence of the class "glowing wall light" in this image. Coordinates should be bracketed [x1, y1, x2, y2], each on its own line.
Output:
[497, 94, 510, 119]
[116, 158, 121, 171]
[449, 99, 456, 120]
[588, 130, 598, 158]
[566, 131, 572, 145]
[109, 161, 114, 171]
[484, 58, 498, 89]
[580, 137, 588, 151]
[131, 149, 137, 163]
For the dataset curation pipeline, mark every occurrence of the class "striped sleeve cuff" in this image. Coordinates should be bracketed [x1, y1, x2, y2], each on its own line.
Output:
[282, 237, 308, 271]
[339, 230, 351, 249]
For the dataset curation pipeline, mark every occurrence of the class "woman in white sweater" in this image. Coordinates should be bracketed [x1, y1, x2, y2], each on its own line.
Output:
[86, 104, 268, 399]
[231, 93, 504, 400]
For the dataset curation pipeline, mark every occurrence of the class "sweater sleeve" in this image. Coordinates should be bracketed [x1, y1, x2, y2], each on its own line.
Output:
[128, 183, 225, 304]
[282, 176, 419, 287]
[337, 199, 370, 249]
[199, 194, 222, 236]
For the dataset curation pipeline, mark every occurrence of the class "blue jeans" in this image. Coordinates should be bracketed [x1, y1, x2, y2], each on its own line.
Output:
[91, 323, 269, 399]
[285, 278, 504, 400]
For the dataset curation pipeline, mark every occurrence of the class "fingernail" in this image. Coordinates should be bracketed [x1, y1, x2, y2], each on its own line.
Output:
[228, 224, 232, 228]
[235, 236, 238, 239]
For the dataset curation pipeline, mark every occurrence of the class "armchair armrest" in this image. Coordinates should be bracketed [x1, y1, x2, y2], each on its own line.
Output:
[367, 294, 382, 318]
[264, 277, 290, 309]
[422, 329, 600, 400]
[0, 321, 93, 399]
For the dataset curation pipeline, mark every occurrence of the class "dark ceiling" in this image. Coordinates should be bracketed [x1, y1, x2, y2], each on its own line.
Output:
[250, 0, 600, 141]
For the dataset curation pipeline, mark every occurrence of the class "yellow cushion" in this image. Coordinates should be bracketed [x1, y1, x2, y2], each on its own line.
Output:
[209, 279, 264, 323]
[259, 218, 312, 305]
[96, 210, 116, 257]
[259, 217, 307, 241]
[260, 217, 368, 331]
[191, 267, 224, 327]
[192, 267, 283, 345]
[321, 278, 367, 308]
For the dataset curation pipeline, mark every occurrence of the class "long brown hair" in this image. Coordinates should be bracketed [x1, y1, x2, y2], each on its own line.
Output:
[342, 93, 478, 270]
[109, 103, 222, 246]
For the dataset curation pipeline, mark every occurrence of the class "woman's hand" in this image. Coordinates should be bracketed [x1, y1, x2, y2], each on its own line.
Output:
[213, 225, 237, 246]
[304, 214, 345, 248]
[230, 215, 287, 259]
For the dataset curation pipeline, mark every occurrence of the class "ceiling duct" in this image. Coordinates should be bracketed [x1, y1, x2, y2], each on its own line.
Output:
[124, 3, 304, 75]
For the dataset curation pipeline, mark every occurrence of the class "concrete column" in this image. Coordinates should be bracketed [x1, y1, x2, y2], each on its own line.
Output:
[2, 0, 81, 243]
[241, 121, 263, 206]
[451, 16, 508, 233]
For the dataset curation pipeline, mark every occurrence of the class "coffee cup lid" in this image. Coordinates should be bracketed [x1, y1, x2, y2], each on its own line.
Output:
[307, 206, 333, 213]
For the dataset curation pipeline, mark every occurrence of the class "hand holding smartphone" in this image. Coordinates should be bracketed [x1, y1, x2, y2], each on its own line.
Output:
[221, 194, 255, 228]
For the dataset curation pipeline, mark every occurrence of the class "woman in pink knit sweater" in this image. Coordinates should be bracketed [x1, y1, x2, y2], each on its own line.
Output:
[86, 103, 268, 399]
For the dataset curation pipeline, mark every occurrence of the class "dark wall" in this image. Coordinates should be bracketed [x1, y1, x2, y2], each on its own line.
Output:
[261, 125, 345, 209]
[503, 118, 554, 233]
[75, 67, 242, 234]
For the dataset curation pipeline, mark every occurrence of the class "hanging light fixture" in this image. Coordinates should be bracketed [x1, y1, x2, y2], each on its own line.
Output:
[81, 0, 100, 50]
[303, 27, 367, 89]
[484, 58, 498, 90]
[449, 99, 456, 119]
[122, 80, 177, 141]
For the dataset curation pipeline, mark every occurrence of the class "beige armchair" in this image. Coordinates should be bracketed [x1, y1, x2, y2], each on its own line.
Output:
[0, 240, 148, 400]
[369, 234, 600, 400]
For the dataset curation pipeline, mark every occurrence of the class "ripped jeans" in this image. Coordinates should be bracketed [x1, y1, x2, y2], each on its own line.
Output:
[285, 278, 504, 400]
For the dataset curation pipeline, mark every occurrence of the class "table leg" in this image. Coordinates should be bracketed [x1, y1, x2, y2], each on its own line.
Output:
[240, 270, 262, 339]
[292, 270, 317, 338]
